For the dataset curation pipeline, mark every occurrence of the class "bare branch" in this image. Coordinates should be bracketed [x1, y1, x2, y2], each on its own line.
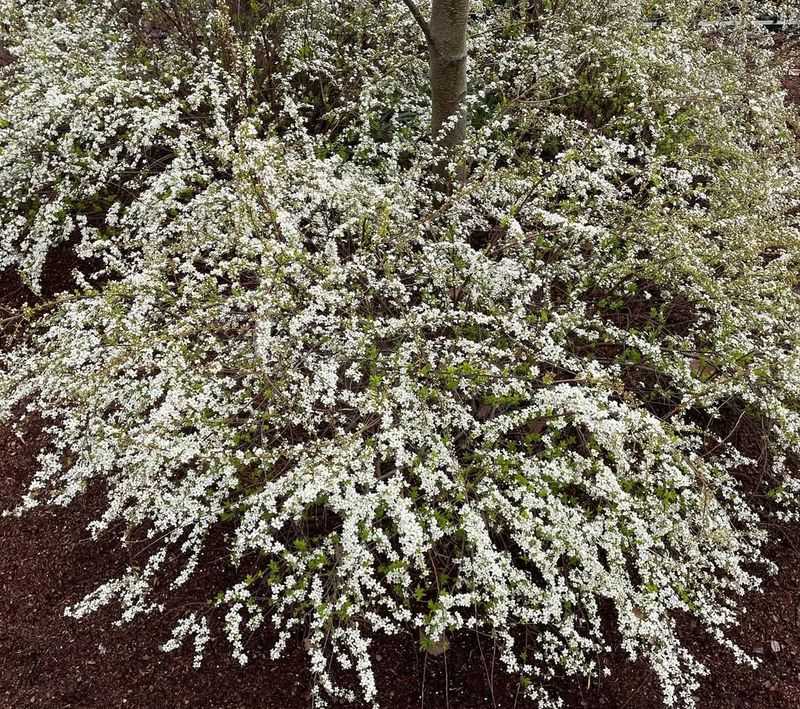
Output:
[400, 0, 434, 47]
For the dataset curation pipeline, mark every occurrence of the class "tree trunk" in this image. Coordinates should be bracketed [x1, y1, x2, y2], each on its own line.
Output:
[429, 0, 469, 160]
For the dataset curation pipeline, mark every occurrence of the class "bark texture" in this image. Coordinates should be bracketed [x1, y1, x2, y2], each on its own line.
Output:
[429, 0, 469, 153]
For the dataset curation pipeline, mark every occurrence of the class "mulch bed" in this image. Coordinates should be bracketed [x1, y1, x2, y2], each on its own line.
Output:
[2, 30, 800, 709]
[2, 251, 799, 709]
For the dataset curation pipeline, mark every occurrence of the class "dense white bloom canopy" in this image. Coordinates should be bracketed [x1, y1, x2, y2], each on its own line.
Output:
[1, 1, 799, 707]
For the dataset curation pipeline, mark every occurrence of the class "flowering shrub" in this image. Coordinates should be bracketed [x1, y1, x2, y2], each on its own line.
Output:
[2, 1, 800, 707]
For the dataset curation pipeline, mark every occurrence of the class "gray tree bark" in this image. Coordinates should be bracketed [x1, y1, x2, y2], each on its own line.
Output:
[401, 0, 469, 172]
[428, 0, 469, 154]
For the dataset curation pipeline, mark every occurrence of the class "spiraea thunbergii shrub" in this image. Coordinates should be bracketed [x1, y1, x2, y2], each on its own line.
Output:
[2, 1, 799, 706]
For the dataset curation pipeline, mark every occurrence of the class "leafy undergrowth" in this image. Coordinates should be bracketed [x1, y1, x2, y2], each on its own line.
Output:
[2, 2, 800, 707]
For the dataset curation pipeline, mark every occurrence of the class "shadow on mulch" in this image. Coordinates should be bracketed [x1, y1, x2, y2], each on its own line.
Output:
[2, 253, 799, 709]
[2, 413, 798, 709]
[2, 36, 800, 709]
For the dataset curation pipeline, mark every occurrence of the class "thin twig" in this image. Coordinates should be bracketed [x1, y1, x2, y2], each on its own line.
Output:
[444, 651, 450, 709]
[420, 650, 428, 709]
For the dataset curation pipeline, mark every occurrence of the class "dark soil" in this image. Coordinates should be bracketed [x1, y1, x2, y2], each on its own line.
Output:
[2, 256, 800, 709]
[2, 395, 798, 709]
[2, 32, 800, 709]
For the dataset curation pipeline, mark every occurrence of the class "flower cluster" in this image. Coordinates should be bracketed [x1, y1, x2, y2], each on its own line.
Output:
[2, 1, 799, 707]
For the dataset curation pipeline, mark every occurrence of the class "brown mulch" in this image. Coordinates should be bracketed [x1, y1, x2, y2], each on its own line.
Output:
[3, 33, 800, 709]
[2, 260, 800, 709]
